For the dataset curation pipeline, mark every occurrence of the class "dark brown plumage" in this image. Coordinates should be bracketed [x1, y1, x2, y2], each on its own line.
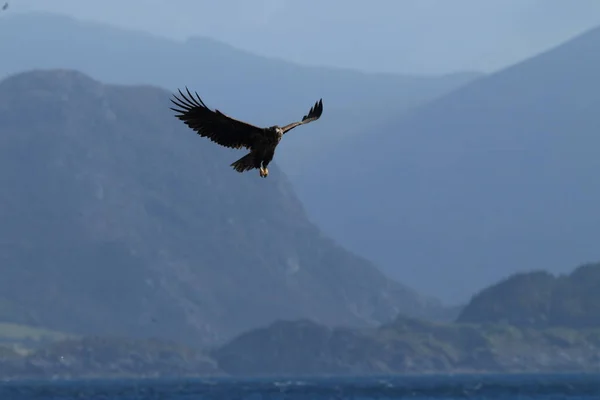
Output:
[170, 88, 323, 178]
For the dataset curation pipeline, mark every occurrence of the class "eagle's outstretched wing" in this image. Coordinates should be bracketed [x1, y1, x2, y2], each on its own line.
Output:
[280, 99, 323, 134]
[170, 88, 264, 150]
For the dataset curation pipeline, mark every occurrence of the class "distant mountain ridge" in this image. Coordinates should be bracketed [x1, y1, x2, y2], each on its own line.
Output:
[0, 69, 451, 349]
[290, 22, 600, 303]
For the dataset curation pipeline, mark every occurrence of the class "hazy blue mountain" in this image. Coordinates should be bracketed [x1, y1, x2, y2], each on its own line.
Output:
[0, 12, 480, 177]
[0, 69, 452, 349]
[290, 24, 600, 303]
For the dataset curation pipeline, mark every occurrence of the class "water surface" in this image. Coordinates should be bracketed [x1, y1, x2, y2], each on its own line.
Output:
[1, 373, 598, 399]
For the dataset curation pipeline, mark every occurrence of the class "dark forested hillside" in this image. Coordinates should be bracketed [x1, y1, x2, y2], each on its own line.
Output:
[211, 316, 600, 376]
[2, 261, 599, 377]
[457, 263, 600, 328]
[211, 263, 600, 376]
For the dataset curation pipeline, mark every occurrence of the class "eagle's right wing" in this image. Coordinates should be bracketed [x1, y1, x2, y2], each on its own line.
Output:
[170, 88, 264, 150]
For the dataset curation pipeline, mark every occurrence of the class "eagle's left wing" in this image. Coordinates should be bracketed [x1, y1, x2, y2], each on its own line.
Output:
[280, 99, 323, 134]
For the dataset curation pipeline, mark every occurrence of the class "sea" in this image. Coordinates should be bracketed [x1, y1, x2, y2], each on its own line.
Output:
[0, 374, 598, 399]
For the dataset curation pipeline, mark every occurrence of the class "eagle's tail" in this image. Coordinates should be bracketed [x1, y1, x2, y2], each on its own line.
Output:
[231, 152, 258, 173]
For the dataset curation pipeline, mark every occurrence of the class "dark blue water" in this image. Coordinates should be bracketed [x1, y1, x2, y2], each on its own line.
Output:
[1, 374, 598, 399]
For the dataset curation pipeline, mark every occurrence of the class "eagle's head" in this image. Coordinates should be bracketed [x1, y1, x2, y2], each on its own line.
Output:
[268, 126, 284, 137]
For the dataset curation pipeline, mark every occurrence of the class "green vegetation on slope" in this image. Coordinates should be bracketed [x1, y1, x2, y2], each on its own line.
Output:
[0, 322, 71, 343]
[0, 336, 222, 379]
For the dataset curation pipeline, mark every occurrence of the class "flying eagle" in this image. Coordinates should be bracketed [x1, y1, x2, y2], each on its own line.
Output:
[170, 88, 323, 178]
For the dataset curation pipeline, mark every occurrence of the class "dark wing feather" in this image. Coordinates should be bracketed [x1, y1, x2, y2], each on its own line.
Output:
[170, 87, 264, 150]
[280, 99, 324, 134]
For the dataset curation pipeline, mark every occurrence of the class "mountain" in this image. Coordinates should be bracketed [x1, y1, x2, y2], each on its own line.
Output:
[457, 263, 600, 328]
[0, 69, 450, 348]
[0, 12, 480, 178]
[290, 23, 600, 303]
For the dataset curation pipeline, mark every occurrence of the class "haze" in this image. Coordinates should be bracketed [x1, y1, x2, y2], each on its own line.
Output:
[8, 0, 600, 74]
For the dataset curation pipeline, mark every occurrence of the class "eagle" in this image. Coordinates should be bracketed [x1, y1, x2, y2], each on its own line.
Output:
[170, 88, 323, 178]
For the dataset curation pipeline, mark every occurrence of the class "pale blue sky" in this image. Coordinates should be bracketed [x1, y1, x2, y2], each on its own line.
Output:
[6, 0, 600, 74]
